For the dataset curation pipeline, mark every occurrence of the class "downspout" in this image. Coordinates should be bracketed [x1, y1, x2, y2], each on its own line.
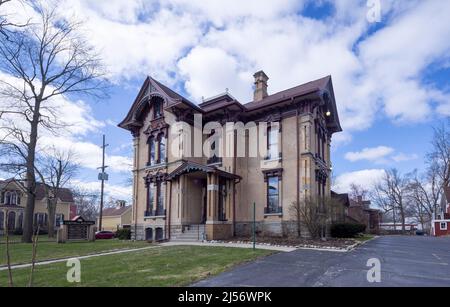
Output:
[133, 135, 139, 241]
[233, 130, 237, 236]
[167, 180, 172, 240]
[296, 106, 301, 237]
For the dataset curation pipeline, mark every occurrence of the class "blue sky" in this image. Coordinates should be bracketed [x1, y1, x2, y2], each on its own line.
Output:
[1, 0, 449, 200]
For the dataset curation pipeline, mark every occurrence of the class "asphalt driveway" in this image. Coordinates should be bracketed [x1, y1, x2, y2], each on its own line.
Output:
[194, 236, 450, 287]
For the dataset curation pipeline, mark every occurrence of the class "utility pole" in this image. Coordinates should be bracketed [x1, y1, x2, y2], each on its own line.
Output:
[98, 135, 109, 231]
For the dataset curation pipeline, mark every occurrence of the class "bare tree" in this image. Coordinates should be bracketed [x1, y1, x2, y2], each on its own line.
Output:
[349, 183, 369, 202]
[373, 169, 409, 233]
[0, 3, 107, 242]
[428, 120, 450, 188]
[406, 169, 442, 230]
[290, 195, 341, 239]
[35, 147, 78, 238]
[0, 0, 28, 39]
[72, 187, 99, 222]
[4, 209, 14, 287]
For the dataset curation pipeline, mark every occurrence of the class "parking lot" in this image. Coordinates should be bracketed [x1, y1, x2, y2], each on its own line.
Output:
[194, 236, 450, 287]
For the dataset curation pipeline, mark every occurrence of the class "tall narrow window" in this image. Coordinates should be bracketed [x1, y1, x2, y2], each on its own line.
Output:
[158, 134, 166, 163]
[4, 192, 11, 205]
[146, 183, 154, 215]
[148, 137, 156, 166]
[267, 176, 280, 213]
[267, 126, 278, 160]
[0, 211, 4, 230]
[156, 182, 164, 215]
[10, 192, 17, 205]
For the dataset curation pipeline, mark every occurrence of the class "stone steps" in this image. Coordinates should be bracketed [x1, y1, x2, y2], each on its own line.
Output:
[171, 225, 206, 242]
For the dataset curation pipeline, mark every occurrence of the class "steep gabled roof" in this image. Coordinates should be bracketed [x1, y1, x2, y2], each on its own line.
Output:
[102, 206, 132, 217]
[118, 76, 202, 130]
[119, 74, 342, 134]
[0, 179, 74, 203]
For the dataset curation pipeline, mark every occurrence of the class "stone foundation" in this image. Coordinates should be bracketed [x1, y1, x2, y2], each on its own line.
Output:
[205, 223, 232, 240]
[235, 221, 313, 238]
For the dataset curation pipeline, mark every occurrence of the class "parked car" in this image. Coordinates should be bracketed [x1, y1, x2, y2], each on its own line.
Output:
[95, 231, 115, 240]
[416, 230, 425, 236]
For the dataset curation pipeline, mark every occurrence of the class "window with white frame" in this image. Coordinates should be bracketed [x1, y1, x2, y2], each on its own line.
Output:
[440, 222, 447, 231]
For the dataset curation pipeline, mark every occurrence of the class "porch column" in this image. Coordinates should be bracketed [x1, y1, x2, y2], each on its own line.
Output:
[207, 173, 219, 222]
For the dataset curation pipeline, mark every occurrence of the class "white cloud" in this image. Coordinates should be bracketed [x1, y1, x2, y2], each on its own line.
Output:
[333, 169, 385, 193]
[392, 153, 419, 163]
[345, 146, 419, 164]
[0, 72, 131, 174]
[4, 0, 448, 136]
[345, 146, 394, 163]
[38, 136, 132, 173]
[71, 179, 132, 202]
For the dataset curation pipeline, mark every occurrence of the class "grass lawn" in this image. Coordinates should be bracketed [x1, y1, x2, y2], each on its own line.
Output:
[0, 235, 55, 243]
[354, 234, 375, 242]
[0, 239, 151, 266]
[0, 246, 273, 287]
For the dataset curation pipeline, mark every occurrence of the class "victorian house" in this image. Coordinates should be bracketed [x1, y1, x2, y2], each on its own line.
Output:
[0, 179, 75, 234]
[119, 71, 342, 241]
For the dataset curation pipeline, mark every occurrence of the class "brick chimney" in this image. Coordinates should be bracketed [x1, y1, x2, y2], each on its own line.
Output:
[116, 200, 126, 209]
[253, 70, 269, 102]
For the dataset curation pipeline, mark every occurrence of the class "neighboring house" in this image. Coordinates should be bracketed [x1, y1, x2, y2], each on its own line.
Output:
[330, 191, 350, 223]
[431, 185, 450, 237]
[347, 196, 382, 234]
[380, 223, 418, 232]
[119, 71, 342, 241]
[69, 204, 78, 220]
[0, 179, 74, 234]
[98, 200, 132, 232]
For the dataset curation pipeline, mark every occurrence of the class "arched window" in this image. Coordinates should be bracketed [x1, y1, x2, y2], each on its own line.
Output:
[10, 192, 17, 205]
[158, 134, 166, 163]
[7, 211, 16, 231]
[145, 228, 153, 241]
[4, 192, 11, 205]
[155, 227, 164, 241]
[153, 99, 163, 119]
[148, 137, 156, 166]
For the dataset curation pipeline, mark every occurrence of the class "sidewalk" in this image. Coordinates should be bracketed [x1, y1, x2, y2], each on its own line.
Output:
[161, 241, 297, 252]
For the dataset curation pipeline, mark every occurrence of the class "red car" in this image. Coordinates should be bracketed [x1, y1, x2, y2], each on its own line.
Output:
[95, 231, 115, 240]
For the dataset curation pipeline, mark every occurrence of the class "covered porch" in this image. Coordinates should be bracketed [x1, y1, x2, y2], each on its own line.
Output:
[167, 161, 241, 240]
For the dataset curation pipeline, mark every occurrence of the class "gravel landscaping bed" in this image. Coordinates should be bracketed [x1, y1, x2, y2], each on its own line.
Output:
[207, 237, 360, 251]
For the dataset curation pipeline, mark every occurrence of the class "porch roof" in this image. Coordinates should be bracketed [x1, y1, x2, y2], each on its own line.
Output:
[167, 161, 241, 181]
